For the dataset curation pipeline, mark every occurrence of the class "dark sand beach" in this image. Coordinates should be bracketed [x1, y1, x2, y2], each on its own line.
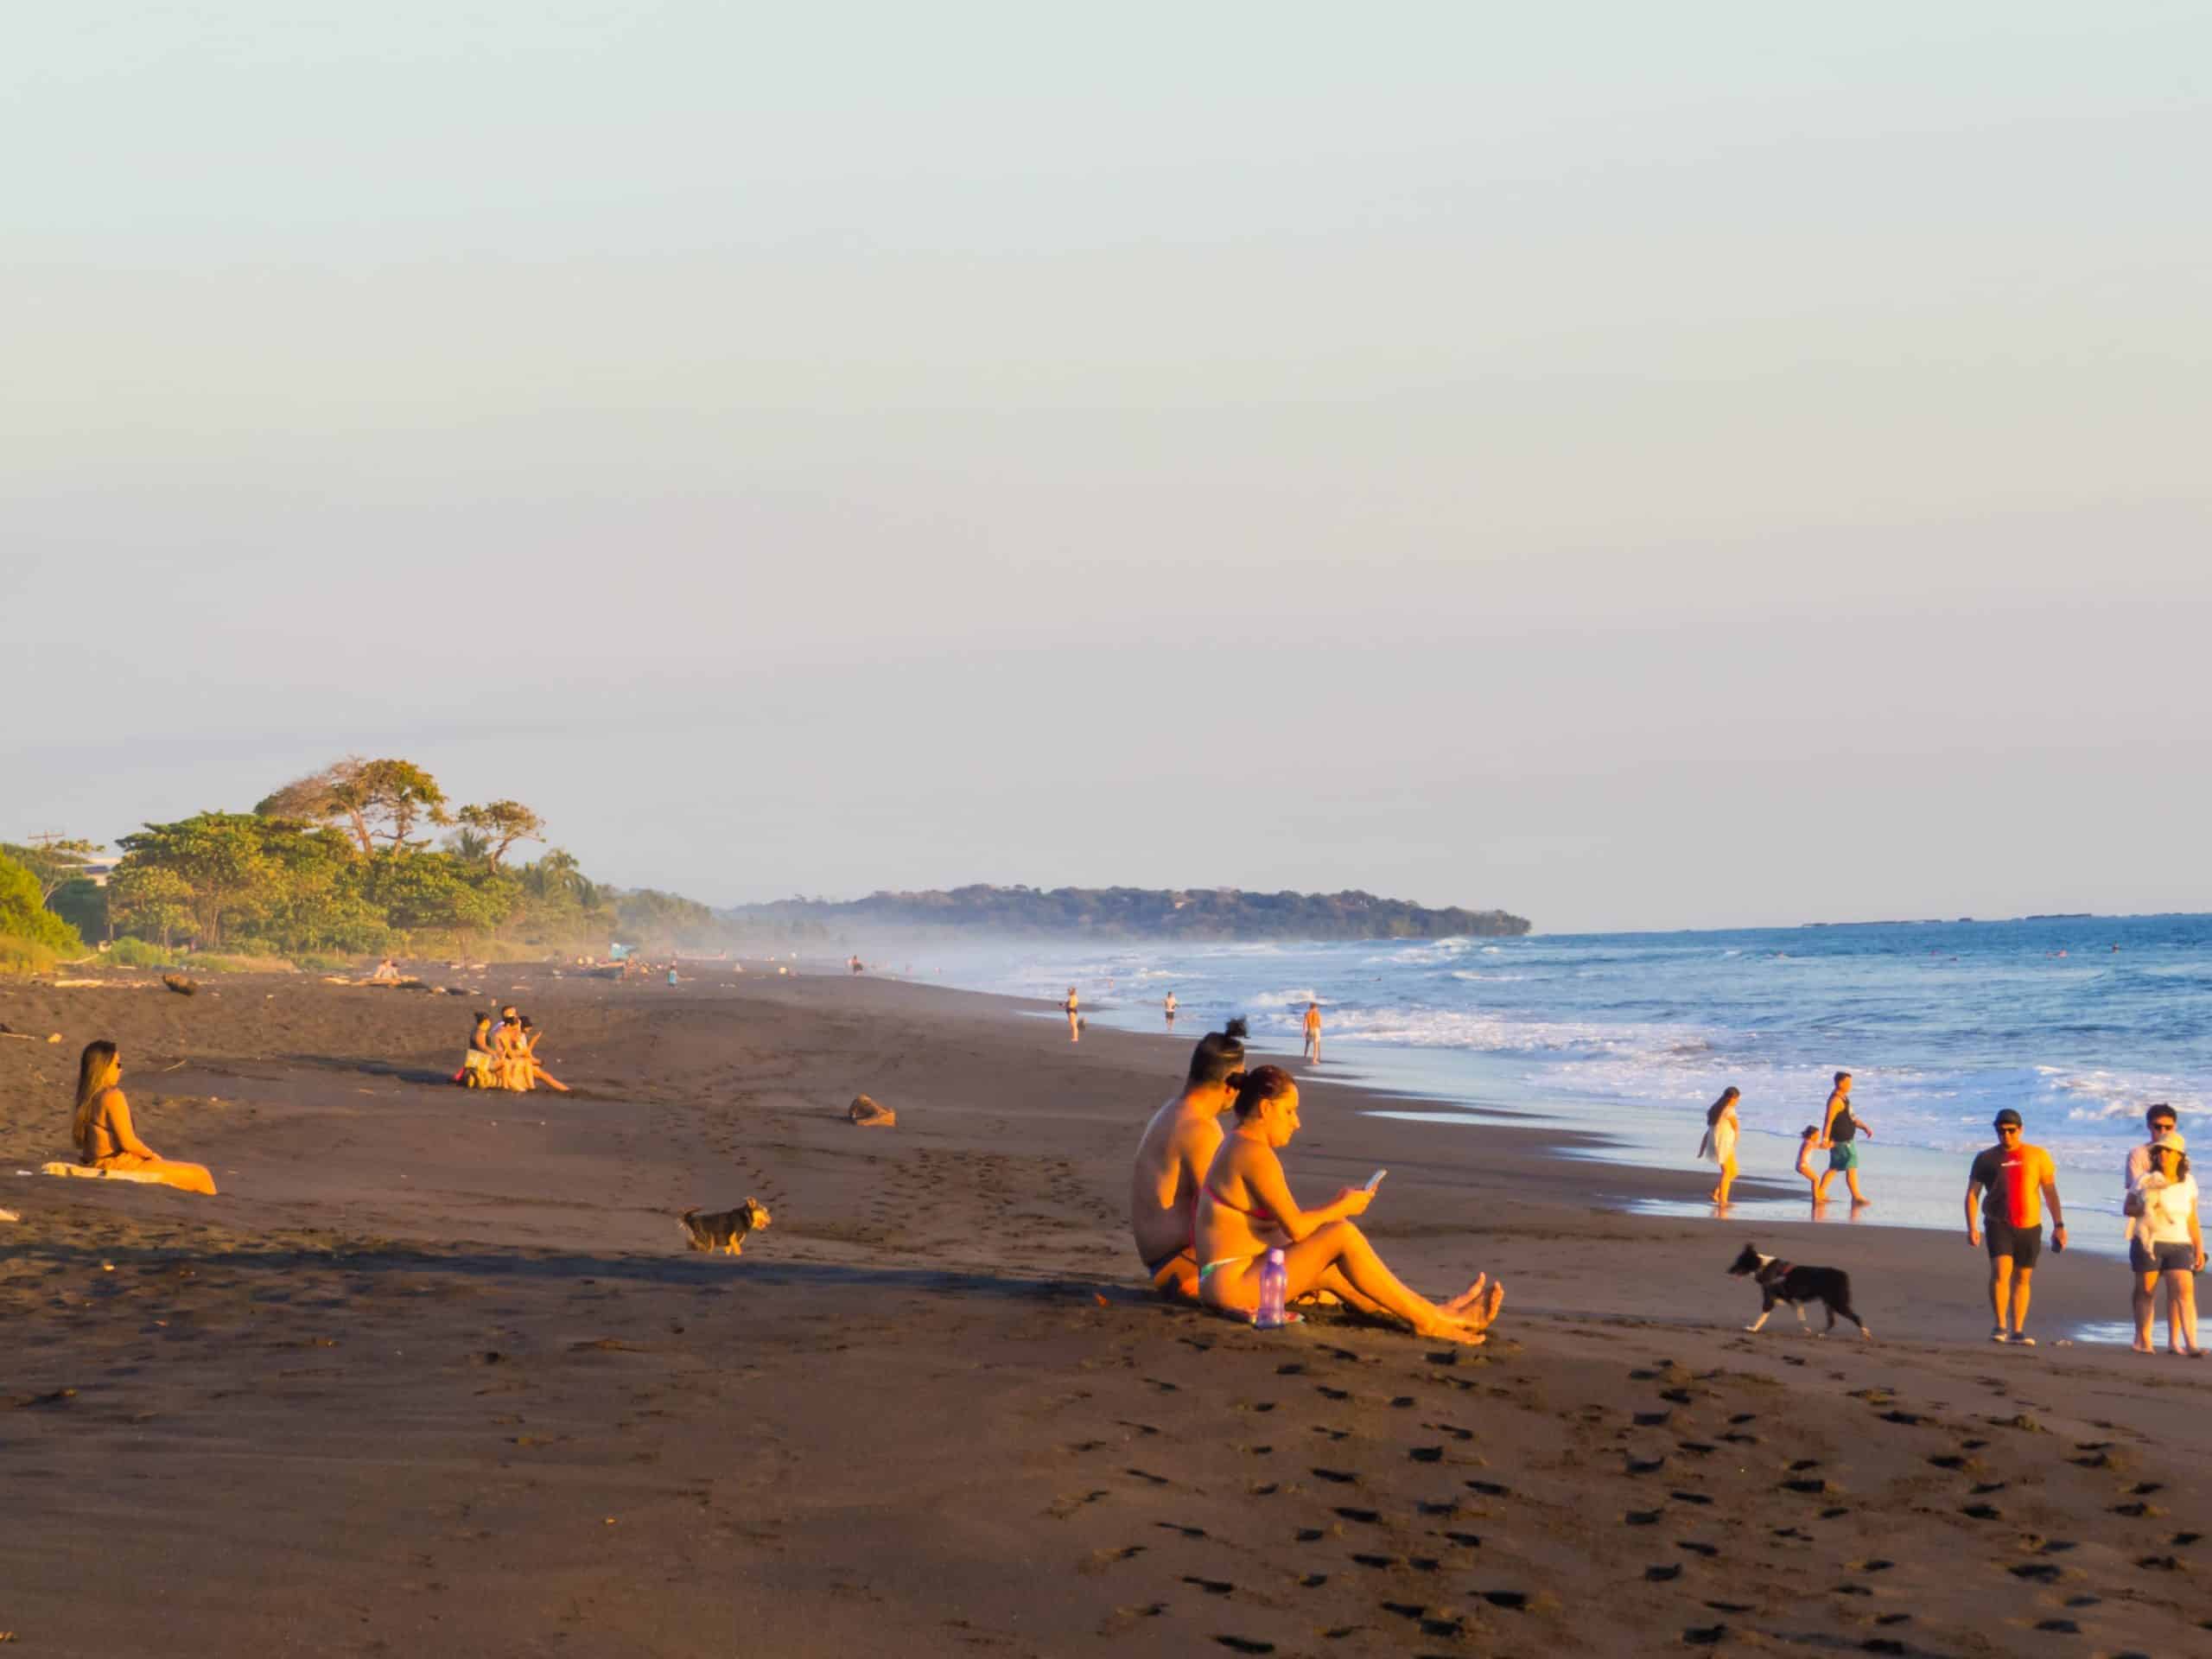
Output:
[4, 967, 2209, 1656]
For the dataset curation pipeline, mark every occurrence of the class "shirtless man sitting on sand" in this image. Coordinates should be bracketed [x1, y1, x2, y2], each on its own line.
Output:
[1130, 1019, 1250, 1298]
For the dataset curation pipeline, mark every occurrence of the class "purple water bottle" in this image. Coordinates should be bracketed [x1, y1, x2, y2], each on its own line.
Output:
[1254, 1248, 1290, 1329]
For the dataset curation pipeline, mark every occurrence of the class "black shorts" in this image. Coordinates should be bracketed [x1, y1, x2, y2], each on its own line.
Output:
[2131, 1239, 2197, 1274]
[1985, 1218, 2043, 1268]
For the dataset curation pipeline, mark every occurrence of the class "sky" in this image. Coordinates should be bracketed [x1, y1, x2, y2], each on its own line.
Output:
[5, 3, 2209, 933]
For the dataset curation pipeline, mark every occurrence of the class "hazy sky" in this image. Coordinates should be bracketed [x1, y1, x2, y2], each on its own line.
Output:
[6, 3, 2209, 932]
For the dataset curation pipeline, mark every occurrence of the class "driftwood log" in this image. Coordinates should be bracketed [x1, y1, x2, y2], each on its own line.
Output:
[162, 973, 198, 996]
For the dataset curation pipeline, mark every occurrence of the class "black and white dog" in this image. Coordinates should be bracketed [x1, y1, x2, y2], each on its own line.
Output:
[1727, 1243, 1872, 1340]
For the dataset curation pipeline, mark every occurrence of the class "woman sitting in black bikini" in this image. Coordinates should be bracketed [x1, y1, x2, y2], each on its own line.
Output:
[1193, 1065, 1503, 1344]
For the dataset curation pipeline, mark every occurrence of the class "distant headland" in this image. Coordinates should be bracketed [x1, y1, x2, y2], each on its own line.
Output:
[722, 885, 1531, 942]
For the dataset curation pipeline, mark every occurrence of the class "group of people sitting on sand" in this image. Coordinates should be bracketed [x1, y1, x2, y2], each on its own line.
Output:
[456, 1006, 569, 1092]
[1130, 1017, 1505, 1346]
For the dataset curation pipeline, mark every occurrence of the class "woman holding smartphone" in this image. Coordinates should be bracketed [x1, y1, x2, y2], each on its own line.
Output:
[1193, 1065, 1503, 1344]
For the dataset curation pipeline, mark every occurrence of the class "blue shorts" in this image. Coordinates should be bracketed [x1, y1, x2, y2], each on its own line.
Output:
[2131, 1239, 2196, 1274]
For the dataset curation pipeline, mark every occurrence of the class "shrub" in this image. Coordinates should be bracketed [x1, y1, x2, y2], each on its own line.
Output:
[0, 850, 82, 957]
[0, 933, 63, 976]
[105, 937, 175, 968]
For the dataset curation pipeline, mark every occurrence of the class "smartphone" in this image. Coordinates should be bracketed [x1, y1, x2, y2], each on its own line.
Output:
[1363, 1169, 1388, 1192]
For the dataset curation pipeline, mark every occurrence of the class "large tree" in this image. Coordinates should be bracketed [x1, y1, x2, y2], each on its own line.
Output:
[114, 814, 276, 947]
[454, 800, 545, 868]
[256, 757, 451, 855]
[108, 864, 194, 950]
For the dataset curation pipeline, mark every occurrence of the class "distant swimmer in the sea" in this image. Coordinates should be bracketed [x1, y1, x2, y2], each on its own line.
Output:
[1815, 1071, 1872, 1207]
[1698, 1086, 1741, 1206]
[1065, 987, 1081, 1043]
[1164, 991, 1177, 1029]
[1301, 1001, 1323, 1065]
[70, 1040, 217, 1195]
[1130, 1018, 1249, 1299]
[1195, 1065, 1503, 1344]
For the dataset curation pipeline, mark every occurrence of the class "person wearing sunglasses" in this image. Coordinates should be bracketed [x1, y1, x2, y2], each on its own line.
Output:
[1965, 1109, 2067, 1345]
[2125, 1104, 2185, 1348]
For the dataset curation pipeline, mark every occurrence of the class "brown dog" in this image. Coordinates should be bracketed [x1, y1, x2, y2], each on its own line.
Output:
[677, 1198, 772, 1256]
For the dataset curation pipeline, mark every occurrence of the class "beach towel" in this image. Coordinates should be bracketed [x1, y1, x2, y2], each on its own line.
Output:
[41, 1160, 171, 1185]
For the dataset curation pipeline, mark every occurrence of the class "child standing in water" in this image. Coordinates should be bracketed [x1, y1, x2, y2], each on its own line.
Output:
[1794, 1126, 1822, 1198]
[1699, 1086, 1742, 1205]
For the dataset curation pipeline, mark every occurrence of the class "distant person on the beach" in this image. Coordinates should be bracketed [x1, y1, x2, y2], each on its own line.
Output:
[1065, 987, 1081, 1043]
[1129, 1019, 1249, 1298]
[518, 1017, 570, 1094]
[2126, 1131, 2202, 1357]
[1301, 1001, 1323, 1065]
[1793, 1126, 1821, 1197]
[1194, 1065, 1503, 1344]
[1164, 991, 1176, 1029]
[1965, 1109, 2066, 1344]
[368, 957, 402, 983]
[1815, 1071, 1872, 1205]
[70, 1040, 217, 1194]
[1698, 1087, 1741, 1205]
[2126, 1104, 2185, 1349]
[460, 1014, 497, 1088]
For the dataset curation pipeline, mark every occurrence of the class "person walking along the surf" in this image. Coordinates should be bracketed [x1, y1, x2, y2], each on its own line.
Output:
[1065, 987, 1081, 1043]
[1301, 1001, 1323, 1065]
[1699, 1087, 1741, 1206]
[1815, 1071, 1872, 1206]
[2126, 1135, 2203, 1357]
[2125, 1104, 2185, 1350]
[1965, 1109, 2066, 1345]
[1164, 991, 1177, 1029]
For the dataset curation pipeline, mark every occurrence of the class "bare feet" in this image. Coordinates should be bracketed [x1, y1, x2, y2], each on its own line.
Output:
[1440, 1280, 1506, 1332]
[1441, 1274, 1489, 1316]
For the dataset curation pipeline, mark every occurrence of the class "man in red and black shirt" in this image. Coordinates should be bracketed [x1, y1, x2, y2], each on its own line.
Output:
[1965, 1108, 2067, 1345]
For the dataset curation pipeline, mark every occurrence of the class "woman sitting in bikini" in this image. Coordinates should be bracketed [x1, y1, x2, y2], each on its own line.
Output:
[459, 1014, 499, 1088]
[71, 1039, 218, 1195]
[517, 1016, 569, 1093]
[1194, 1065, 1502, 1344]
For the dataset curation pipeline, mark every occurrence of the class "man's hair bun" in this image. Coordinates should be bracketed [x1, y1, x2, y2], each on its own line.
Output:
[1224, 1015, 1249, 1040]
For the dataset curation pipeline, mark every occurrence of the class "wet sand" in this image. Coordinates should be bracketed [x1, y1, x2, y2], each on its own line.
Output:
[3, 966, 2209, 1655]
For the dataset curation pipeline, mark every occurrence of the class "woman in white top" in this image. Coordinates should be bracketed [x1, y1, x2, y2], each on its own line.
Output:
[2127, 1136, 2204, 1357]
[1699, 1087, 1742, 1206]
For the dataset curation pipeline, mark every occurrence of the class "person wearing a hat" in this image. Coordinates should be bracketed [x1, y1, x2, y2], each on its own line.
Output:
[2126, 1133, 2203, 1356]
[1964, 1109, 2067, 1345]
[2124, 1104, 2185, 1346]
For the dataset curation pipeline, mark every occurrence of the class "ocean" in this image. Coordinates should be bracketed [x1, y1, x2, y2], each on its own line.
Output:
[902, 913, 2212, 1244]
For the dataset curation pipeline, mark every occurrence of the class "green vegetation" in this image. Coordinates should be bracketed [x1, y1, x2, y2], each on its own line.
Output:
[2, 848, 86, 969]
[8, 757, 741, 970]
[726, 885, 1530, 941]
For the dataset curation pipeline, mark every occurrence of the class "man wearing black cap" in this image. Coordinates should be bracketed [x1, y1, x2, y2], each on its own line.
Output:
[1965, 1109, 2067, 1345]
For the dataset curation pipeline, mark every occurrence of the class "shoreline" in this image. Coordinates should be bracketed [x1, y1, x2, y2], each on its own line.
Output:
[5, 964, 2209, 1656]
